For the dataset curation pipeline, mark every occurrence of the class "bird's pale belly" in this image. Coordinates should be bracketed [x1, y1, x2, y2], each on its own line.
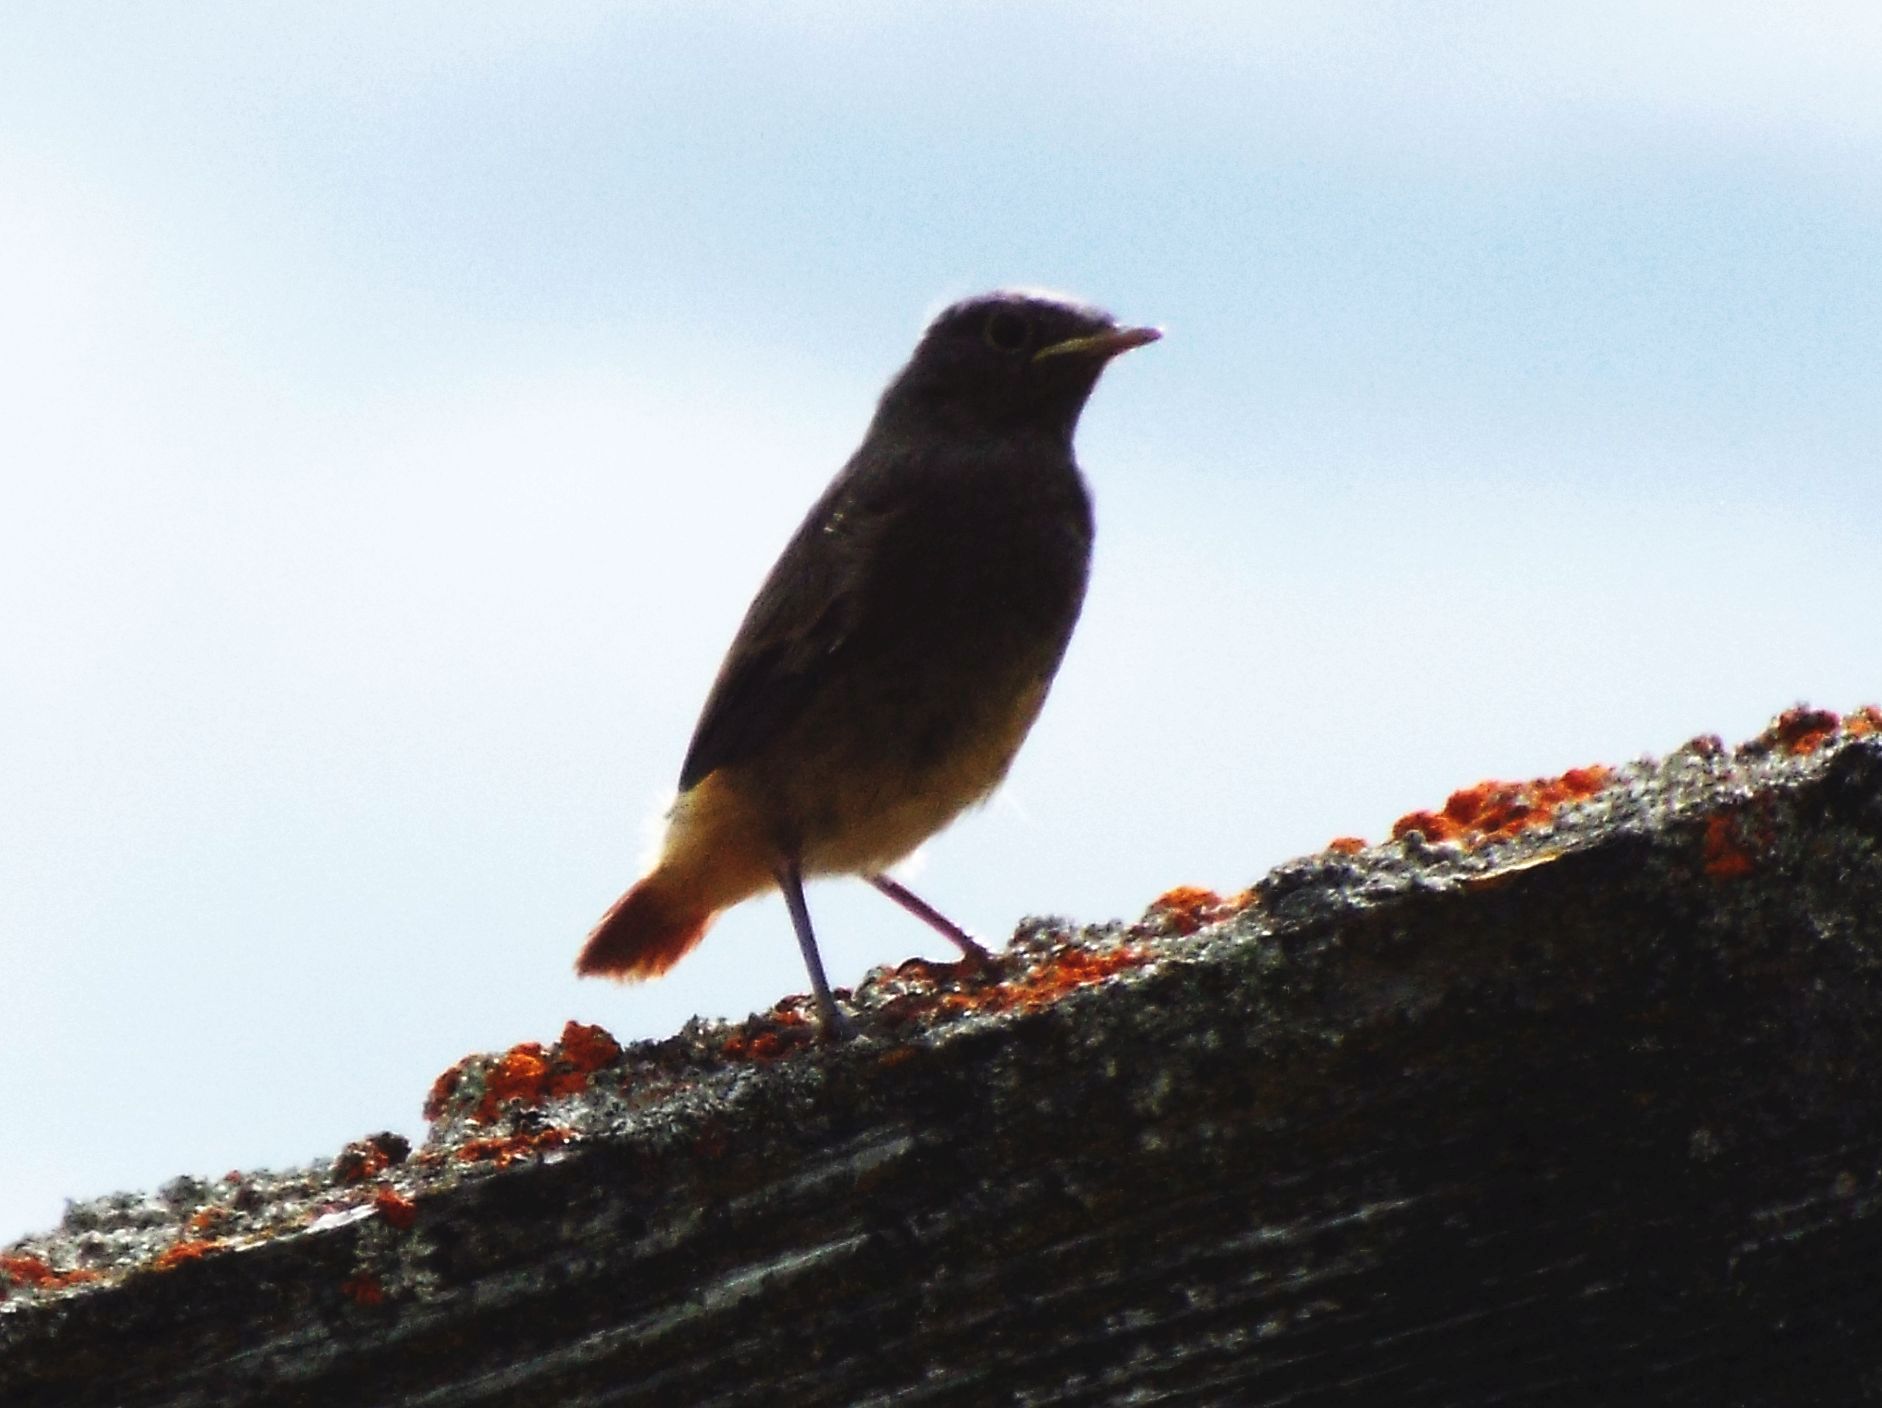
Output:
[652, 662, 1053, 916]
[794, 672, 1051, 875]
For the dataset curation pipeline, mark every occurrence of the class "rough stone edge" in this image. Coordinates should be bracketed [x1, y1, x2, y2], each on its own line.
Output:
[1, 703, 1874, 1322]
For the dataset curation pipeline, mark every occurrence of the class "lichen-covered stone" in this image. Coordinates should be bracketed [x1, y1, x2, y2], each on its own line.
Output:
[4, 711, 1881, 1407]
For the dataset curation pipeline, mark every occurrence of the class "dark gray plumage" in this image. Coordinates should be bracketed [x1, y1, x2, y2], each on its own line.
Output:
[579, 291, 1158, 1034]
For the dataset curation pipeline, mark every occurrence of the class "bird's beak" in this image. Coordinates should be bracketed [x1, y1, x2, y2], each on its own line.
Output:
[1033, 324, 1163, 363]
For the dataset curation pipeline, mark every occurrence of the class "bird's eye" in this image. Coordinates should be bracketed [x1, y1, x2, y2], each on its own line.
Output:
[982, 310, 1031, 353]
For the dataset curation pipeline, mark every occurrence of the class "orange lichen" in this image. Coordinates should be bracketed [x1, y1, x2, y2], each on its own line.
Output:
[373, 1185, 418, 1230]
[334, 1148, 386, 1183]
[724, 1025, 815, 1061]
[0, 1254, 55, 1288]
[1702, 812, 1758, 879]
[340, 1273, 386, 1306]
[423, 1063, 465, 1122]
[1148, 886, 1225, 935]
[1146, 885, 1254, 936]
[1768, 706, 1842, 755]
[454, 1127, 573, 1167]
[186, 1206, 230, 1234]
[558, 1021, 624, 1077]
[1392, 765, 1613, 849]
[153, 1240, 223, 1272]
[479, 1044, 553, 1116]
[334, 1132, 409, 1184]
[868, 937, 1156, 1032]
[0, 1254, 102, 1296]
[1391, 807, 1453, 842]
[1748, 705, 1882, 755]
[427, 1021, 627, 1125]
[1327, 836, 1368, 855]
[723, 1004, 818, 1061]
[984, 944, 1157, 1014]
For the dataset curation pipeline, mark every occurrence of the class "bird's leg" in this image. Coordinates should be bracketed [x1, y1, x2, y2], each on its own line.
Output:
[867, 874, 994, 964]
[776, 861, 855, 1039]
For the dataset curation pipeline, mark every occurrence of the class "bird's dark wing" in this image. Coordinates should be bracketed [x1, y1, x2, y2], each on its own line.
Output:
[676, 474, 892, 791]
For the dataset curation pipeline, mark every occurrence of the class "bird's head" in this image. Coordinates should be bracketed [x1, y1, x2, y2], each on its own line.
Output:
[878, 290, 1159, 440]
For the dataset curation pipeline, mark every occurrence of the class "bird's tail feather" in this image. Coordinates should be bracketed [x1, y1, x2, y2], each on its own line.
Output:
[576, 871, 713, 980]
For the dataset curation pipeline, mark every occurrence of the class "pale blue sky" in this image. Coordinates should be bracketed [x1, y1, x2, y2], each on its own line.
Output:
[4, 4, 1878, 1243]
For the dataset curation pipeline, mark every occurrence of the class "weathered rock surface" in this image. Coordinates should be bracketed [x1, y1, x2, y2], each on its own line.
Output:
[5, 708, 1880, 1407]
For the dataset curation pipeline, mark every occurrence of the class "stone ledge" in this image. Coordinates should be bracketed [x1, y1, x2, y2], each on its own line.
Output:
[4, 707, 1880, 1407]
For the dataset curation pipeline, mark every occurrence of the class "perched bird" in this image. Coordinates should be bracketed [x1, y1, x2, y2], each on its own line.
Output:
[578, 290, 1159, 1034]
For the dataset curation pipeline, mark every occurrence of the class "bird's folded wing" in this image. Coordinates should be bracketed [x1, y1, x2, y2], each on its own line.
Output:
[676, 488, 891, 791]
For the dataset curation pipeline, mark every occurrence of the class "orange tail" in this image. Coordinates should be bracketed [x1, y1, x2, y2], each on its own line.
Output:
[576, 871, 714, 980]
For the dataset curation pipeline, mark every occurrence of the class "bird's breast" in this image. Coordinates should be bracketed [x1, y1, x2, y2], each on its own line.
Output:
[700, 441, 1094, 875]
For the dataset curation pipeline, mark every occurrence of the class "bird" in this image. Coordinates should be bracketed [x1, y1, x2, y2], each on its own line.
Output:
[577, 290, 1159, 1035]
